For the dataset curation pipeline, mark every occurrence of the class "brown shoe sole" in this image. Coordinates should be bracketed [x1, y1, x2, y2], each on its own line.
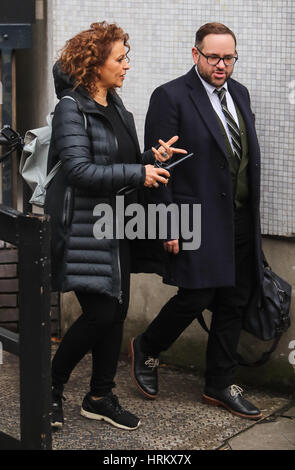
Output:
[202, 393, 262, 420]
[128, 337, 158, 400]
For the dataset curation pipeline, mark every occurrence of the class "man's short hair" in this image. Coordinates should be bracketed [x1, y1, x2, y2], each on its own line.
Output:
[195, 22, 237, 49]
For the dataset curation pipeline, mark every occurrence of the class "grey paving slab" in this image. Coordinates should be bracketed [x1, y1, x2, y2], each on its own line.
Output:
[282, 406, 295, 418]
[0, 346, 292, 450]
[228, 417, 295, 450]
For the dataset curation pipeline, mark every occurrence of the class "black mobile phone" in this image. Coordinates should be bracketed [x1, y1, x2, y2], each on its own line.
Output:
[154, 152, 195, 170]
[118, 152, 195, 195]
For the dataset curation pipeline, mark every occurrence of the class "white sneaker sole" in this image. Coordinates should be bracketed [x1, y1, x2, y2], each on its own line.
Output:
[51, 420, 63, 429]
[80, 407, 141, 431]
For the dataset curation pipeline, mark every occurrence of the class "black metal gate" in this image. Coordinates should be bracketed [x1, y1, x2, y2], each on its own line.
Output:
[0, 204, 52, 449]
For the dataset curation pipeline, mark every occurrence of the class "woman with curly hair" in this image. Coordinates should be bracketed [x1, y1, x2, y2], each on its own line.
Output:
[45, 21, 186, 431]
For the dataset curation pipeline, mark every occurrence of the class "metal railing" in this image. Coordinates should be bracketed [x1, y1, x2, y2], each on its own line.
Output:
[0, 204, 52, 449]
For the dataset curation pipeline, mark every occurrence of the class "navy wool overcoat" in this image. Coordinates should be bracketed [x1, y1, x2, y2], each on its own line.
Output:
[144, 67, 263, 289]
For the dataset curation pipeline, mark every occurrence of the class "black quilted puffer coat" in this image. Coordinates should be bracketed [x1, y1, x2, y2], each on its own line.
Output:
[45, 62, 156, 298]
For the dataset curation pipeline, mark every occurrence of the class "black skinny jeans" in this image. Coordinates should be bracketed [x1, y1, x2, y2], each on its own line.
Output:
[51, 239, 130, 397]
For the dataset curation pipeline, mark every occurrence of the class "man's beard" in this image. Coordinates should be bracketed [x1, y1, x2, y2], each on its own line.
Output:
[197, 60, 233, 88]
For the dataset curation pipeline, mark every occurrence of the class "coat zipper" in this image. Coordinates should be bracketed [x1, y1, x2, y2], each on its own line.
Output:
[117, 250, 123, 304]
[88, 112, 122, 301]
[112, 133, 122, 302]
[115, 222, 123, 304]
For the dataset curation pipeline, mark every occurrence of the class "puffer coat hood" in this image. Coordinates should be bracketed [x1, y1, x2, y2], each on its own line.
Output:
[53, 61, 75, 98]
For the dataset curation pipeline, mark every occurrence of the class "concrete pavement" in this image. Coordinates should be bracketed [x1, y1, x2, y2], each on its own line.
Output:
[0, 344, 294, 450]
[224, 406, 295, 450]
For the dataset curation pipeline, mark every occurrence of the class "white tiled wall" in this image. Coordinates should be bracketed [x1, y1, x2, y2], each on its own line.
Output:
[49, 0, 295, 236]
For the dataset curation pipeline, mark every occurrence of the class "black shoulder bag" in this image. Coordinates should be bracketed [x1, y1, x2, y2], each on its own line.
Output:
[198, 257, 292, 367]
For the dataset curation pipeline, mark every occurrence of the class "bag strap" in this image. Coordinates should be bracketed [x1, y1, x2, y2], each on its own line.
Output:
[196, 312, 282, 368]
[43, 161, 62, 189]
[61, 95, 88, 129]
[236, 335, 282, 367]
[44, 96, 87, 189]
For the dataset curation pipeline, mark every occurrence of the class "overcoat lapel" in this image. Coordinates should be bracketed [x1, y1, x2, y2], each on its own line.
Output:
[228, 83, 253, 133]
[228, 82, 259, 161]
[185, 67, 229, 161]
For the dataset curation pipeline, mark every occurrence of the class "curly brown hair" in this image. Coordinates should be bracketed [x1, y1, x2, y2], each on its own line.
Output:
[59, 21, 130, 96]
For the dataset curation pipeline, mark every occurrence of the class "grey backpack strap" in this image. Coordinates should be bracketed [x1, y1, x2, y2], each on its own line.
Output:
[61, 95, 87, 130]
[28, 96, 88, 207]
[44, 97, 87, 190]
[43, 161, 62, 189]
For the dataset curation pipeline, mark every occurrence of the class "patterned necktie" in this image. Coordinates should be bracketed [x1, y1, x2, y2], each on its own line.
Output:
[215, 88, 242, 161]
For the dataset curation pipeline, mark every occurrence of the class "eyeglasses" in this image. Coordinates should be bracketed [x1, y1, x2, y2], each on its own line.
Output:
[196, 47, 238, 66]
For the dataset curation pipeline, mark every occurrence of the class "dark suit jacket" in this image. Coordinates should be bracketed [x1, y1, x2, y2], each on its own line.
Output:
[144, 66, 263, 289]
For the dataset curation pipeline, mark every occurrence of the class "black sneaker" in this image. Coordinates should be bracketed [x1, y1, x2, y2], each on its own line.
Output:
[81, 392, 141, 430]
[51, 388, 65, 429]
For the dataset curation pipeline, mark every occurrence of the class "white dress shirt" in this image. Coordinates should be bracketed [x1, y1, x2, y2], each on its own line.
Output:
[195, 66, 240, 153]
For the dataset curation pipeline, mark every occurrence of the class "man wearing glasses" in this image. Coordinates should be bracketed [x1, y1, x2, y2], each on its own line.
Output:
[130, 23, 263, 420]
